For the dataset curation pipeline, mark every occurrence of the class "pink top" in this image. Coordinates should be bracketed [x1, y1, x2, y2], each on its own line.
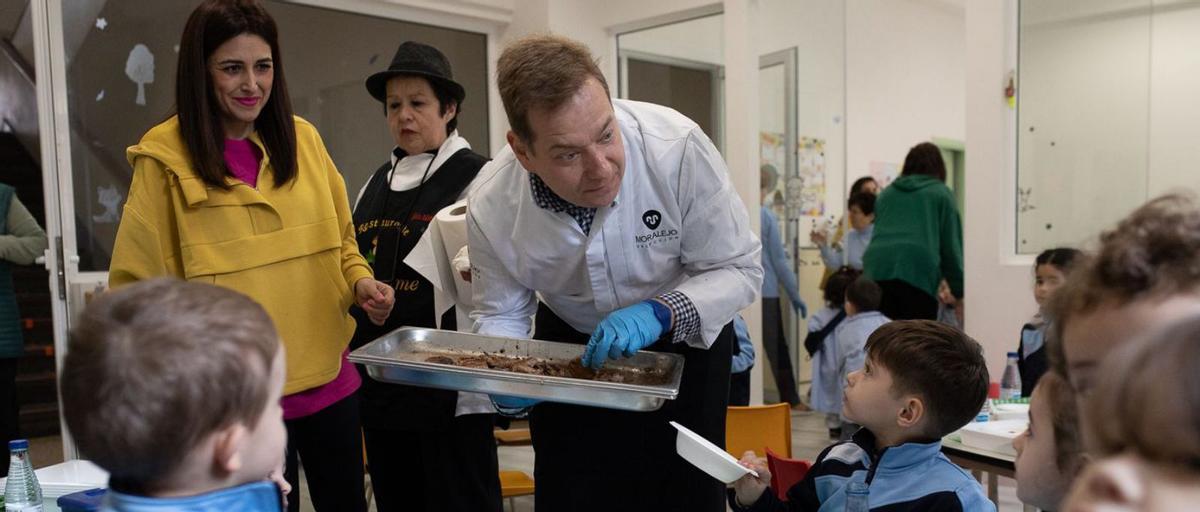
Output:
[281, 352, 361, 420]
[223, 138, 261, 188]
[222, 138, 361, 420]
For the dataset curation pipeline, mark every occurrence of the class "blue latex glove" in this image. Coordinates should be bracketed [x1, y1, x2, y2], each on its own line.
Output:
[582, 301, 666, 369]
[490, 395, 541, 417]
[792, 298, 808, 319]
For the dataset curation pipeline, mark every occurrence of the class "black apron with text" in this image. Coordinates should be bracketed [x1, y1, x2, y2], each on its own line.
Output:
[529, 302, 732, 512]
[349, 148, 485, 431]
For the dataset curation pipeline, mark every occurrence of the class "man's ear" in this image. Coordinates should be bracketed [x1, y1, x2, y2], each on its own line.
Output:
[896, 395, 925, 430]
[508, 131, 535, 172]
[212, 423, 248, 477]
[442, 101, 458, 123]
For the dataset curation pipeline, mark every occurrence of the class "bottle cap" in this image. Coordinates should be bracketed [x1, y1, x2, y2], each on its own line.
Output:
[8, 439, 28, 450]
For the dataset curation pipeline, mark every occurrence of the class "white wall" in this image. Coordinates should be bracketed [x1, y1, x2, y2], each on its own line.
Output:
[1149, 4, 1200, 196]
[846, 0, 966, 184]
[1017, 2, 1200, 254]
[617, 14, 723, 65]
[965, 0, 1030, 379]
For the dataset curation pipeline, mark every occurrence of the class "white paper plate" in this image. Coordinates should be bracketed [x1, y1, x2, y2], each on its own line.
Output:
[670, 421, 759, 484]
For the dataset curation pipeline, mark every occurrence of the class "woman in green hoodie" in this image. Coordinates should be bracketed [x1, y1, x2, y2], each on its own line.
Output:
[862, 142, 963, 320]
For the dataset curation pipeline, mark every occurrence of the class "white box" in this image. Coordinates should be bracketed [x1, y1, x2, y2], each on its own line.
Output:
[958, 419, 1027, 457]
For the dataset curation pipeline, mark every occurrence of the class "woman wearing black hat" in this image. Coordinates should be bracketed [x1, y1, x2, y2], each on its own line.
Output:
[348, 41, 500, 512]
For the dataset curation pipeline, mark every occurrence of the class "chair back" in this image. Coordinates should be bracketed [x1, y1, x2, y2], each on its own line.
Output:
[725, 403, 792, 459]
[766, 447, 812, 501]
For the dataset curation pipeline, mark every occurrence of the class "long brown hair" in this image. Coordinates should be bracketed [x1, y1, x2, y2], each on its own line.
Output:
[900, 142, 947, 182]
[176, 0, 296, 189]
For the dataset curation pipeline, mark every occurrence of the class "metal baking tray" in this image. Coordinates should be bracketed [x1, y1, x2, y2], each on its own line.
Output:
[348, 327, 685, 411]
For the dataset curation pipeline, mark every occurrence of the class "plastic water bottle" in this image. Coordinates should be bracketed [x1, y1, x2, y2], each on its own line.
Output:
[845, 480, 869, 512]
[1000, 352, 1022, 400]
[4, 440, 43, 511]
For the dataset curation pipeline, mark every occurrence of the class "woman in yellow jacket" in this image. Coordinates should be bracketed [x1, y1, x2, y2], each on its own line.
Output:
[108, 2, 393, 511]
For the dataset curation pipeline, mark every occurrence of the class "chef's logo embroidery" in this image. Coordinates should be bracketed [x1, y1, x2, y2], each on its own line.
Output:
[634, 210, 678, 249]
[642, 210, 662, 229]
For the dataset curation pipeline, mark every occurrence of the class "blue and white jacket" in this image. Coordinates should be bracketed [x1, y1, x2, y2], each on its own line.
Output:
[101, 481, 283, 512]
[732, 429, 995, 512]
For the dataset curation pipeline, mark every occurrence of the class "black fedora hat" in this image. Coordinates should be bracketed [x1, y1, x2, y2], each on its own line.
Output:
[365, 41, 465, 105]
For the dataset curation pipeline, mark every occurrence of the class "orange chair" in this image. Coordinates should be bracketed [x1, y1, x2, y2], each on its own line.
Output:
[765, 447, 812, 500]
[499, 470, 535, 511]
[726, 403, 793, 459]
[494, 427, 532, 446]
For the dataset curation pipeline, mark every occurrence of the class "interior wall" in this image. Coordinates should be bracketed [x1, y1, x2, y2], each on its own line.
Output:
[1148, 4, 1200, 196]
[965, 0, 1028, 379]
[846, 0, 966, 185]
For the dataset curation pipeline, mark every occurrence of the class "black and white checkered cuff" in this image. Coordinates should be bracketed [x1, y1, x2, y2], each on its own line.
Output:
[657, 291, 700, 344]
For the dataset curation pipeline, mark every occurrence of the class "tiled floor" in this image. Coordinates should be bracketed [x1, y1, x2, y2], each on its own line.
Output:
[27, 410, 1025, 512]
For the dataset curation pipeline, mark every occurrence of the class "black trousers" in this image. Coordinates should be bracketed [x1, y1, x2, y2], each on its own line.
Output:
[762, 298, 801, 404]
[529, 303, 731, 512]
[0, 358, 16, 478]
[729, 369, 751, 407]
[284, 394, 367, 512]
[363, 413, 502, 512]
[877, 279, 939, 321]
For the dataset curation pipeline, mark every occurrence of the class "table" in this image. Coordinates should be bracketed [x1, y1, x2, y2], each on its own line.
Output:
[941, 434, 1035, 512]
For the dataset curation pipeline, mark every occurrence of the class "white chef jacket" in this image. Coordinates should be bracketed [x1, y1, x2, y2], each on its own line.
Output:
[467, 99, 763, 348]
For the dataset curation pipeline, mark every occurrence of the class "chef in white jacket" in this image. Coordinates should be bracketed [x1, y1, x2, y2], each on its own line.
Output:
[467, 35, 762, 512]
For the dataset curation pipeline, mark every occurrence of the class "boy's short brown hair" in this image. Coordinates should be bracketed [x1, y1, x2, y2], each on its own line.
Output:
[865, 320, 989, 437]
[497, 34, 610, 145]
[61, 278, 280, 493]
[1086, 314, 1200, 469]
[1047, 193, 1200, 377]
[1037, 371, 1084, 476]
[845, 276, 882, 312]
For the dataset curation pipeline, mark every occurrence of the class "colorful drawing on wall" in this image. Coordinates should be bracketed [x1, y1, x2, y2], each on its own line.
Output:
[869, 161, 900, 188]
[760, 131, 787, 222]
[793, 137, 826, 218]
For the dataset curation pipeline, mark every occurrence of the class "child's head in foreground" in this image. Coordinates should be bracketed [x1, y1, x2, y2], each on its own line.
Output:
[1063, 314, 1200, 512]
[843, 276, 882, 316]
[1013, 371, 1083, 511]
[844, 320, 988, 444]
[1049, 193, 1200, 407]
[61, 278, 286, 496]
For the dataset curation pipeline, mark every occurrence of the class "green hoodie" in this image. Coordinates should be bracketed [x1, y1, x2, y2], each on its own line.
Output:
[863, 174, 963, 299]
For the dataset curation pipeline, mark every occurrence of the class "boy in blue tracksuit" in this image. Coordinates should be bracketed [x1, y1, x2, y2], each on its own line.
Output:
[731, 320, 994, 512]
[823, 277, 890, 440]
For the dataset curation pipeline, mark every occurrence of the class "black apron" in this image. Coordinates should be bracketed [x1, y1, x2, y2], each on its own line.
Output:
[529, 302, 732, 512]
[349, 147, 486, 431]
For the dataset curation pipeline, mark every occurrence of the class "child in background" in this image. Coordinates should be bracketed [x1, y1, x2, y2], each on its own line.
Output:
[60, 279, 287, 511]
[732, 321, 994, 512]
[1062, 315, 1200, 511]
[1012, 371, 1082, 511]
[806, 268, 858, 438]
[824, 277, 890, 440]
[814, 192, 875, 272]
[1017, 248, 1081, 396]
[730, 315, 755, 407]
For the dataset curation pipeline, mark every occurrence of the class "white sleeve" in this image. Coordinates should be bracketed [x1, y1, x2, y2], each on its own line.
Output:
[466, 204, 536, 339]
[671, 130, 765, 347]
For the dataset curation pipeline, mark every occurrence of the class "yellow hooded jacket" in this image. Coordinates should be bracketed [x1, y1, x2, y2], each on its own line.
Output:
[110, 115, 374, 395]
